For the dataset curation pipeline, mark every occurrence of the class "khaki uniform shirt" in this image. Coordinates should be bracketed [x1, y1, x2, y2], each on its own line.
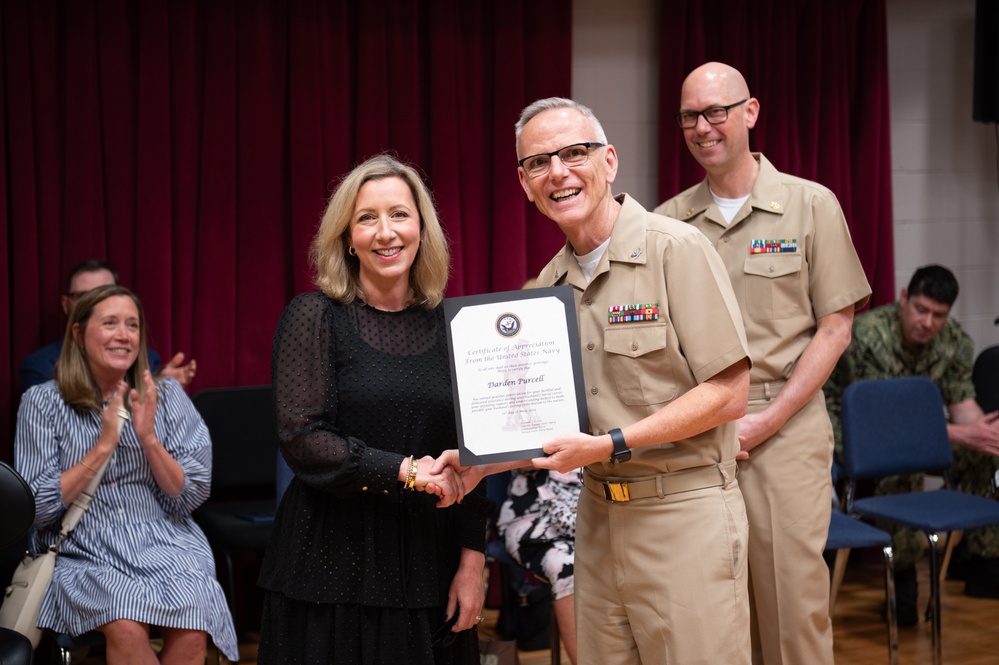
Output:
[655, 153, 871, 383]
[536, 194, 750, 478]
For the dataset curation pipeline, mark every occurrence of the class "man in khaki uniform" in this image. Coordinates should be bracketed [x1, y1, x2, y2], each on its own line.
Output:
[518, 97, 753, 665]
[656, 63, 871, 665]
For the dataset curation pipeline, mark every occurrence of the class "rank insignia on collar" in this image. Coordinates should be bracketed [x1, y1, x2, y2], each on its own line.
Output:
[609, 303, 660, 324]
[750, 238, 797, 254]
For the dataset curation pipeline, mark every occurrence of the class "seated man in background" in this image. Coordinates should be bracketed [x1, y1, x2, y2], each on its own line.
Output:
[825, 264, 999, 625]
[19, 259, 196, 394]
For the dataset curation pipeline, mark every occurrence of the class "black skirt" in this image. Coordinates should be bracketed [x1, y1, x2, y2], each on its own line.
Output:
[257, 592, 480, 665]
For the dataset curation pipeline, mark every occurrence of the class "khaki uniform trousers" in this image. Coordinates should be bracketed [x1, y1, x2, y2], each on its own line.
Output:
[740, 388, 834, 665]
[575, 467, 750, 665]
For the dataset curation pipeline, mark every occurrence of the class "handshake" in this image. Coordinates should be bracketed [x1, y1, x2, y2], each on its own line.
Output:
[400, 450, 490, 508]
[400, 428, 606, 507]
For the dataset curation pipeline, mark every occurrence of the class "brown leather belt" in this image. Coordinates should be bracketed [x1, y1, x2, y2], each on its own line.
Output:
[583, 460, 737, 503]
[748, 379, 787, 400]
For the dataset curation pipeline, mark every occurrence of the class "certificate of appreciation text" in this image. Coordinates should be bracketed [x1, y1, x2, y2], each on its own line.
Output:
[443, 286, 589, 465]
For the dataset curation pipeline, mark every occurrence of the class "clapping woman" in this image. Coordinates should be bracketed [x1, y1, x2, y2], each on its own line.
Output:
[15, 285, 238, 664]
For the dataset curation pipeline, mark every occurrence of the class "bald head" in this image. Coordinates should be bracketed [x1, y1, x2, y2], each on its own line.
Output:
[676, 62, 759, 193]
[682, 62, 751, 102]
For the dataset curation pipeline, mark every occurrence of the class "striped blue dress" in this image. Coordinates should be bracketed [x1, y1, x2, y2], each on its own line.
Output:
[15, 378, 239, 662]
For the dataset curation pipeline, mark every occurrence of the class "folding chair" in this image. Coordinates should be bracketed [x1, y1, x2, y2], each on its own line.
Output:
[840, 376, 999, 665]
[825, 510, 897, 665]
[191, 385, 278, 634]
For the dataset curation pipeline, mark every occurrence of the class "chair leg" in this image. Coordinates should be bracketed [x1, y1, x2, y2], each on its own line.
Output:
[937, 529, 963, 589]
[211, 546, 241, 636]
[925, 532, 943, 665]
[881, 545, 898, 665]
[549, 600, 560, 665]
[829, 547, 851, 615]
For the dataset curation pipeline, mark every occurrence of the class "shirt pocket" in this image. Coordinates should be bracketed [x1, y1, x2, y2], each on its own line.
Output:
[604, 323, 678, 406]
[742, 253, 804, 321]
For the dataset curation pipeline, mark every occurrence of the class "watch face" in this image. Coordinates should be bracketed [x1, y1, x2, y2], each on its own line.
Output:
[612, 450, 631, 464]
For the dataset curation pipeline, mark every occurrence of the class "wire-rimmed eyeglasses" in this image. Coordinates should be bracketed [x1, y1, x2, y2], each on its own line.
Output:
[674, 99, 748, 129]
[518, 142, 606, 178]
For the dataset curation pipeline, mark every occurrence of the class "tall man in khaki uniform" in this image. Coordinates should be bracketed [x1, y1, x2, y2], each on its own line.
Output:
[518, 97, 753, 665]
[656, 63, 871, 665]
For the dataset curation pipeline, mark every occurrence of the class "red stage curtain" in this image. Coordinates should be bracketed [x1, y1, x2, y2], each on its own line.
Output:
[0, 0, 571, 456]
[656, 0, 894, 308]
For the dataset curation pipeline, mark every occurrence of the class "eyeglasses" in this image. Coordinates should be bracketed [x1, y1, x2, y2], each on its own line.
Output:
[518, 142, 606, 178]
[65, 291, 88, 300]
[674, 99, 748, 129]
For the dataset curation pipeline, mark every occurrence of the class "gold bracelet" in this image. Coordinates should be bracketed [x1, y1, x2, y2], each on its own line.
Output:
[404, 456, 418, 491]
[401, 456, 413, 488]
[80, 460, 98, 477]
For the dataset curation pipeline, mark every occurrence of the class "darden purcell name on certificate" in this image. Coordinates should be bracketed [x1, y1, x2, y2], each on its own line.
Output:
[443, 286, 589, 465]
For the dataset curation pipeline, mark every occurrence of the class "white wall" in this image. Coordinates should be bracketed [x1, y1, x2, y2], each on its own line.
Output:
[572, 0, 999, 356]
[572, 0, 660, 210]
[887, 0, 999, 354]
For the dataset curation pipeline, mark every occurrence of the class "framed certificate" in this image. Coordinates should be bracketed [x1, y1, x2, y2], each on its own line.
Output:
[443, 285, 589, 465]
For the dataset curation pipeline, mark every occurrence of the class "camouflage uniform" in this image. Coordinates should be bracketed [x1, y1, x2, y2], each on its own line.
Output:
[825, 302, 999, 568]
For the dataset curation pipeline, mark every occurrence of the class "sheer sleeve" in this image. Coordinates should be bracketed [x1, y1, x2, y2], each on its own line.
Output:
[272, 292, 403, 497]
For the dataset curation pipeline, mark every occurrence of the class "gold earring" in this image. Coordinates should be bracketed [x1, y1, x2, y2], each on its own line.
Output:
[348, 246, 356, 256]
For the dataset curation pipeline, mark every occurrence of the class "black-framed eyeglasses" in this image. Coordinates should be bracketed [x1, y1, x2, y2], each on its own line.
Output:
[65, 291, 88, 300]
[518, 142, 606, 178]
[674, 99, 748, 129]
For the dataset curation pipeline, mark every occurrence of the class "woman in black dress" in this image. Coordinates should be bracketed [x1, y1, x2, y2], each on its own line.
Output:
[258, 154, 490, 665]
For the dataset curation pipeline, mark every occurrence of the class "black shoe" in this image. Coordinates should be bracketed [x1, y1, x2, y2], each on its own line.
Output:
[964, 556, 999, 599]
[894, 567, 919, 627]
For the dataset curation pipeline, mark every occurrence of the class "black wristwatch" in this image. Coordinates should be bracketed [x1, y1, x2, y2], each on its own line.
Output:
[609, 428, 631, 464]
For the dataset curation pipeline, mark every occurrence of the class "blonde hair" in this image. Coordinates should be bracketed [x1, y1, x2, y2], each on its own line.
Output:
[55, 284, 151, 413]
[310, 154, 450, 308]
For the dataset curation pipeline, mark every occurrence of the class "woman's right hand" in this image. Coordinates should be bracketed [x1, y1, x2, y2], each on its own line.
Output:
[414, 455, 464, 507]
[63, 382, 129, 500]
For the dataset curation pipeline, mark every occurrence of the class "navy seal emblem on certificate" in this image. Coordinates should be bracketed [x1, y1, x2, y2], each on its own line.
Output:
[496, 312, 522, 338]
[443, 285, 589, 465]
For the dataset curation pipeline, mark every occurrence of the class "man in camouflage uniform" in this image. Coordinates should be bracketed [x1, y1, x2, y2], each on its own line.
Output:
[825, 264, 999, 624]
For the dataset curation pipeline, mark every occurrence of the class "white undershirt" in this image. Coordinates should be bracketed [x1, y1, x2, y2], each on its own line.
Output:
[574, 238, 610, 283]
[711, 191, 750, 225]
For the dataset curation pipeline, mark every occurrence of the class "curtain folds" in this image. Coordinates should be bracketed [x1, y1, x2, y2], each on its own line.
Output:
[0, 0, 572, 453]
[656, 0, 894, 310]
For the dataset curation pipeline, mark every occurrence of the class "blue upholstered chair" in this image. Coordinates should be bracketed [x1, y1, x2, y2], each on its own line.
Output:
[840, 376, 999, 665]
[825, 510, 897, 665]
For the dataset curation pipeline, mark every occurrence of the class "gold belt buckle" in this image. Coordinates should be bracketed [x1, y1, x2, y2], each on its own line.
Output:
[604, 481, 631, 502]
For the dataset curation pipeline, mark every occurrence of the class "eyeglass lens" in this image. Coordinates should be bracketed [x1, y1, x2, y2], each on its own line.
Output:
[677, 107, 729, 128]
[675, 99, 747, 129]
[524, 144, 593, 176]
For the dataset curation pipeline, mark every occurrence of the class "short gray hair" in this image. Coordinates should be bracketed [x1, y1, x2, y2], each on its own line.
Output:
[514, 97, 608, 153]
